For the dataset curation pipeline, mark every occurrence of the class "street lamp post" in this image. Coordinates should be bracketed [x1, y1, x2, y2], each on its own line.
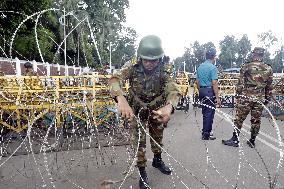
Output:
[109, 42, 112, 73]
[63, 7, 68, 76]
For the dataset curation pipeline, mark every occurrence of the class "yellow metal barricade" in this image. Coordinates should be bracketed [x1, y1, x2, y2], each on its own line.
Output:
[175, 72, 190, 111]
[0, 74, 118, 133]
[176, 72, 190, 98]
[218, 78, 238, 97]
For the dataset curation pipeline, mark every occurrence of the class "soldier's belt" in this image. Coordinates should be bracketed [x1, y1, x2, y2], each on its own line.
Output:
[128, 89, 165, 110]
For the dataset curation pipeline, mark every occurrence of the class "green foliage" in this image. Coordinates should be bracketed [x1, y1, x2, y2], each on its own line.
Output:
[84, 0, 131, 66]
[174, 41, 216, 73]
[111, 27, 137, 68]
[236, 34, 252, 66]
[219, 35, 238, 69]
[257, 30, 278, 49]
[175, 31, 283, 73]
[0, 0, 55, 60]
[1, 0, 136, 69]
[13, 27, 56, 61]
[273, 46, 284, 72]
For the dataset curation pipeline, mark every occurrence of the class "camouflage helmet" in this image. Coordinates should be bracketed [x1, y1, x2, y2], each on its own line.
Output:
[252, 47, 265, 56]
[24, 62, 33, 68]
[137, 35, 164, 60]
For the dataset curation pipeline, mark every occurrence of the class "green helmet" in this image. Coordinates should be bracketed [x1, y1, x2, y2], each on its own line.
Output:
[24, 62, 33, 68]
[137, 35, 164, 60]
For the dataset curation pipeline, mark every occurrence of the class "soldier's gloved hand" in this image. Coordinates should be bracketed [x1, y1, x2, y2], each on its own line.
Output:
[116, 95, 134, 121]
[152, 104, 173, 124]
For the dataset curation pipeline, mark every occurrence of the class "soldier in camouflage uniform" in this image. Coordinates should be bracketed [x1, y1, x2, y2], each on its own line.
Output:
[108, 35, 180, 189]
[23, 62, 37, 76]
[222, 47, 273, 148]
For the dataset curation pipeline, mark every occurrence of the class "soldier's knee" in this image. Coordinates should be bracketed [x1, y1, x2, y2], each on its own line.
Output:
[250, 125, 260, 134]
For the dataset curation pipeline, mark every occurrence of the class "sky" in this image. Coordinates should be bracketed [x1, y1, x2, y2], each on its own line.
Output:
[124, 0, 284, 59]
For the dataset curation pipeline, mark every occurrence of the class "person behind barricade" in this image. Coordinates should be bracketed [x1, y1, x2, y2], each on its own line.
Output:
[0, 70, 5, 89]
[108, 35, 181, 189]
[196, 48, 221, 140]
[193, 80, 200, 107]
[222, 47, 273, 148]
[23, 62, 37, 76]
[23, 62, 41, 91]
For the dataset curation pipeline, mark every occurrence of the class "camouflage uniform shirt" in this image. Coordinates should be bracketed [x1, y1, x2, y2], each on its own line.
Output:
[236, 61, 273, 102]
[23, 70, 37, 76]
[109, 61, 181, 112]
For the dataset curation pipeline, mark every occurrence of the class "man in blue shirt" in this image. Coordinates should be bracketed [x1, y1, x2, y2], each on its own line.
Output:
[196, 48, 221, 140]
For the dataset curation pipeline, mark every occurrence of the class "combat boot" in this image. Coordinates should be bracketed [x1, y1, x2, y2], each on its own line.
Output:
[152, 153, 172, 175]
[222, 131, 239, 147]
[139, 167, 149, 189]
[247, 134, 256, 148]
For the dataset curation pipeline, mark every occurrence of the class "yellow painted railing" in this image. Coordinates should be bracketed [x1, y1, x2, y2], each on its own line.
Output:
[0, 74, 117, 132]
[176, 72, 190, 97]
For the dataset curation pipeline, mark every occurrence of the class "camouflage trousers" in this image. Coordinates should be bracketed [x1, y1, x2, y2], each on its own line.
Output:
[129, 118, 164, 168]
[234, 100, 264, 137]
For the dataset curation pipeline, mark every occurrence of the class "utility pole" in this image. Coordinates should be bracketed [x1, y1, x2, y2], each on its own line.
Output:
[109, 42, 112, 73]
[63, 7, 68, 76]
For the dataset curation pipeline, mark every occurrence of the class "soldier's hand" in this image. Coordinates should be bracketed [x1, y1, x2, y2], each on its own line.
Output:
[117, 96, 134, 121]
[152, 104, 172, 124]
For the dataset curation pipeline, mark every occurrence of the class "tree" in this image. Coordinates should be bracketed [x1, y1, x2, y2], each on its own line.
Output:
[84, 0, 131, 66]
[0, 0, 137, 68]
[236, 34, 252, 66]
[257, 30, 278, 67]
[173, 56, 184, 73]
[0, 0, 56, 61]
[174, 41, 216, 73]
[273, 45, 284, 73]
[110, 27, 137, 68]
[257, 30, 278, 50]
[219, 35, 238, 69]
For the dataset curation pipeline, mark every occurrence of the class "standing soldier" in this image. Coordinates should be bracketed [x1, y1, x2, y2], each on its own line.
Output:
[222, 47, 273, 148]
[108, 35, 180, 189]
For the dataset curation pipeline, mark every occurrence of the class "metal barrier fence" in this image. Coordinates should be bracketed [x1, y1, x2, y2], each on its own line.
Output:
[0, 75, 116, 133]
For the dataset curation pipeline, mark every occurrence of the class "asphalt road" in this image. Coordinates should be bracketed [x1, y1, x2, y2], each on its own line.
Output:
[0, 105, 284, 189]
